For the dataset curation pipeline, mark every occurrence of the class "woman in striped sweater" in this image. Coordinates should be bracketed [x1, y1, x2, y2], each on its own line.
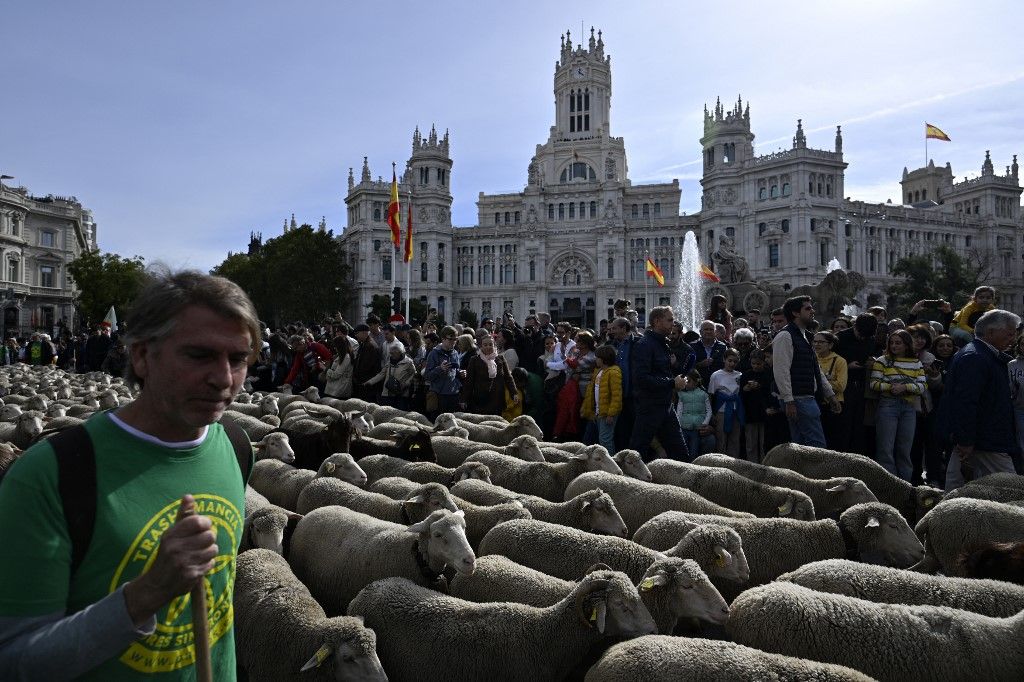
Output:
[870, 329, 926, 481]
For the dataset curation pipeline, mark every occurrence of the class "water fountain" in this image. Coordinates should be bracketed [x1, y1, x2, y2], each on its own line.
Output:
[675, 230, 705, 331]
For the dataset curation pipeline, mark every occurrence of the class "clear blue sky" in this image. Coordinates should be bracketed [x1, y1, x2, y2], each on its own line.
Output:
[3, 1, 1021, 271]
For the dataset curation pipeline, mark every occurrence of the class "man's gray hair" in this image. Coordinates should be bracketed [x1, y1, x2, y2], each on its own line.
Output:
[974, 309, 1021, 337]
[733, 327, 755, 343]
[124, 268, 261, 388]
[611, 316, 633, 331]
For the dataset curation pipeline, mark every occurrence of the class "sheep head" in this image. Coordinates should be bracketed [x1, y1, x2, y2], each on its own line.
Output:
[840, 502, 924, 568]
[614, 450, 652, 482]
[639, 557, 729, 627]
[451, 462, 491, 484]
[572, 445, 622, 475]
[572, 571, 656, 637]
[667, 523, 750, 583]
[406, 509, 475, 576]
[577, 490, 628, 538]
[318, 453, 367, 487]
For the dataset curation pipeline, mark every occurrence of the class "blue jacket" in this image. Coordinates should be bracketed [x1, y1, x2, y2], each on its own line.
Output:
[633, 329, 695, 405]
[936, 339, 1021, 462]
[423, 346, 461, 396]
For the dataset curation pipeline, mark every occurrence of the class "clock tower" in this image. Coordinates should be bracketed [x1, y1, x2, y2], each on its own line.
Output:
[553, 28, 611, 140]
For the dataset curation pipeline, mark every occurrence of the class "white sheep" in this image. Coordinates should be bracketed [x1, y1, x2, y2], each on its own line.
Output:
[295, 478, 458, 522]
[911, 497, 1024, 575]
[449, 554, 729, 633]
[249, 453, 367, 510]
[348, 571, 656, 681]
[633, 502, 924, 599]
[242, 485, 300, 556]
[585, 635, 874, 682]
[465, 448, 622, 502]
[290, 507, 475, 615]
[612, 449, 653, 482]
[479, 518, 748, 586]
[234, 549, 387, 681]
[779, 558, 1024, 617]
[356, 453, 492, 486]
[764, 443, 943, 523]
[218, 410, 278, 440]
[693, 453, 878, 518]
[252, 432, 295, 464]
[728, 581, 1024, 682]
[450, 478, 629, 537]
[367, 421, 468, 441]
[431, 433, 545, 467]
[563, 470, 753, 535]
[224, 394, 279, 419]
[435, 413, 543, 446]
[648, 459, 817, 520]
[448, 411, 508, 425]
[0, 411, 44, 449]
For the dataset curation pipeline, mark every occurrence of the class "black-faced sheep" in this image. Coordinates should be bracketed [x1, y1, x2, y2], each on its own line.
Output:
[348, 428, 435, 464]
[283, 411, 372, 470]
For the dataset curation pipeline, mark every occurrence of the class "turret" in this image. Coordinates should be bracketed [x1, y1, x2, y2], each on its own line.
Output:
[793, 119, 806, 149]
[982, 150, 994, 176]
[700, 94, 755, 171]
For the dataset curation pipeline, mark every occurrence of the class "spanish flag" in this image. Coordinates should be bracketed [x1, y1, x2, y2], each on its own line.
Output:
[645, 257, 665, 287]
[387, 169, 401, 247]
[404, 196, 413, 263]
[699, 263, 720, 283]
[925, 123, 950, 142]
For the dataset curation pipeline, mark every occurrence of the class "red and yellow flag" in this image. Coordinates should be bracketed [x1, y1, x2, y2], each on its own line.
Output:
[925, 123, 950, 142]
[404, 196, 413, 263]
[387, 169, 401, 246]
[645, 257, 665, 287]
[699, 263, 720, 283]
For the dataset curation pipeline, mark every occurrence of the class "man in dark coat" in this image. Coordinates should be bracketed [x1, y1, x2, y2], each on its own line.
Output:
[352, 324, 382, 402]
[937, 309, 1022, 489]
[689, 320, 726, 387]
[85, 326, 112, 371]
[629, 306, 693, 462]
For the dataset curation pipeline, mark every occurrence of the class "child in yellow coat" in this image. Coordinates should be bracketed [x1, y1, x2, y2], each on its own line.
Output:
[580, 346, 623, 453]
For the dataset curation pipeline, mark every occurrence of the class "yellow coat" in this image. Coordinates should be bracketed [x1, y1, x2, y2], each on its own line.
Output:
[580, 365, 623, 420]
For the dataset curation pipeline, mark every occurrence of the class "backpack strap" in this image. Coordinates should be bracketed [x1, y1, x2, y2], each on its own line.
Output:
[50, 425, 97, 578]
[220, 419, 253, 484]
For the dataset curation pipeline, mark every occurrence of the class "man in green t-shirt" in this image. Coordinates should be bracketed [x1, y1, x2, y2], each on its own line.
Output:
[0, 270, 260, 680]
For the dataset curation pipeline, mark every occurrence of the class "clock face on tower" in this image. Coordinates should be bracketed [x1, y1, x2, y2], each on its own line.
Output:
[573, 66, 585, 79]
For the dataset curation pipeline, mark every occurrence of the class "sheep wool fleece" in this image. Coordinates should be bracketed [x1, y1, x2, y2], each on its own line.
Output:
[0, 412, 246, 680]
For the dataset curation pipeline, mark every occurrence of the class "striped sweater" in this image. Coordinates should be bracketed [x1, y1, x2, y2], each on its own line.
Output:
[870, 355, 926, 404]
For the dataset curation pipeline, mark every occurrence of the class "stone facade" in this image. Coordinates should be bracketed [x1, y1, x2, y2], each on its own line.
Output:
[0, 180, 97, 337]
[337, 29, 1023, 325]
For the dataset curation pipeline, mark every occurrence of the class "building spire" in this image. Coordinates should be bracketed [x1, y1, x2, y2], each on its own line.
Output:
[347, 167, 354, 190]
[835, 125, 843, 153]
[429, 124, 437, 146]
[982, 149, 994, 176]
[794, 119, 806, 149]
[589, 26, 596, 51]
[290, 213, 297, 230]
[361, 156, 371, 183]
[1012, 154, 1019, 179]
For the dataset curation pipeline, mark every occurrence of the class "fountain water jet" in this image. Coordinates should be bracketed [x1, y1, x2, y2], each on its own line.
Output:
[675, 230, 705, 332]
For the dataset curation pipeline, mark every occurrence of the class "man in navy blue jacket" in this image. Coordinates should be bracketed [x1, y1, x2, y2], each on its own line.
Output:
[690, 320, 727, 387]
[937, 309, 1022, 490]
[629, 306, 695, 462]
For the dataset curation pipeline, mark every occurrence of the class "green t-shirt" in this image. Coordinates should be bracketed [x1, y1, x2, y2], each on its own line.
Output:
[0, 412, 247, 680]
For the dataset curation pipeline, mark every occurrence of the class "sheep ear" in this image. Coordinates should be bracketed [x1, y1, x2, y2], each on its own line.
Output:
[714, 546, 733, 568]
[286, 512, 303, 522]
[404, 493, 428, 505]
[252, 441, 265, 450]
[299, 643, 332, 672]
[594, 600, 607, 634]
[777, 498, 794, 516]
[581, 501, 591, 512]
[825, 482, 848, 493]
[865, 516, 880, 528]
[570, 452, 589, 461]
[406, 518, 432, 533]
[639, 573, 669, 591]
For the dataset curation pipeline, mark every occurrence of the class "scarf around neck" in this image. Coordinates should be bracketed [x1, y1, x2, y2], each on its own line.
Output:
[478, 349, 498, 379]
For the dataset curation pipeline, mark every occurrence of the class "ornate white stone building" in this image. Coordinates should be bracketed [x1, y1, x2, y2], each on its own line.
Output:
[338, 29, 1023, 326]
[0, 179, 97, 337]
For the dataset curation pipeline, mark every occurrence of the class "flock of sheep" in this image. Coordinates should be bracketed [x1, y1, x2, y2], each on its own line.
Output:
[1, 364, 1023, 681]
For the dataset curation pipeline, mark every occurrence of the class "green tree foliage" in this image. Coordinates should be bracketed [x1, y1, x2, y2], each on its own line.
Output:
[212, 225, 352, 326]
[366, 294, 392, 322]
[66, 251, 147, 328]
[886, 245, 986, 319]
[457, 307, 479, 329]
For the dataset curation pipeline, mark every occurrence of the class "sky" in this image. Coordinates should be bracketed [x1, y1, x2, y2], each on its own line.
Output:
[3, 1, 1022, 272]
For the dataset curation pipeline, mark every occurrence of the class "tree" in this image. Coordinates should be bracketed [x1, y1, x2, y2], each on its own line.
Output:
[66, 251, 147, 328]
[365, 294, 391, 322]
[212, 226, 352, 326]
[886, 245, 987, 320]
[457, 307, 478, 329]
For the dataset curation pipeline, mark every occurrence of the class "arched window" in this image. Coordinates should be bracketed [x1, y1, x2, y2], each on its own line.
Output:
[759, 187, 767, 200]
[607, 257, 614, 278]
[579, 202, 586, 218]
[758, 222, 767, 235]
[382, 257, 392, 280]
[558, 203, 565, 220]
[514, 211, 521, 224]
[569, 203, 576, 218]
[438, 262, 444, 282]
[494, 212, 500, 225]
[653, 203, 661, 216]
[421, 262, 428, 281]
[631, 204, 638, 218]
[529, 260, 536, 281]
[504, 212, 510, 224]
[559, 162, 597, 182]
[548, 204, 554, 220]
[590, 201, 597, 217]
[781, 219, 790, 233]
[770, 185, 779, 198]
[782, 183, 791, 196]
[642, 204, 650, 218]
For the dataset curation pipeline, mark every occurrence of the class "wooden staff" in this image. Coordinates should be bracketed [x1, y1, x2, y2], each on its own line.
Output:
[176, 499, 213, 682]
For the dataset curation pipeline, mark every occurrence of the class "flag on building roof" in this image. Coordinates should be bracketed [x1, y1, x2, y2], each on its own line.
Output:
[645, 257, 665, 287]
[404, 196, 413, 263]
[387, 168, 401, 247]
[925, 123, 950, 142]
[699, 263, 720, 283]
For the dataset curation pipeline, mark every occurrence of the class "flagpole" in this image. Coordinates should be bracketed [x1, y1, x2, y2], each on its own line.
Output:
[391, 162, 397, 317]
[405, 190, 412, 323]
[644, 249, 650, 329]
[925, 123, 928, 168]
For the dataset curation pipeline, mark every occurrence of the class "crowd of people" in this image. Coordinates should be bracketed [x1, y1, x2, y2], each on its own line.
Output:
[0, 326, 128, 376]
[242, 283, 1022, 491]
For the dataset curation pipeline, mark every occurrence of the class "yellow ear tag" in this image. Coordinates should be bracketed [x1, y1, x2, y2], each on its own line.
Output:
[589, 606, 598, 622]
[924, 498, 935, 507]
[777, 504, 787, 514]
[315, 645, 330, 665]
[714, 556, 727, 568]
[639, 578, 655, 591]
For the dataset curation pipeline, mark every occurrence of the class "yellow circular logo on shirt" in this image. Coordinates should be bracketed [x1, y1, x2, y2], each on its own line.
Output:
[110, 495, 241, 673]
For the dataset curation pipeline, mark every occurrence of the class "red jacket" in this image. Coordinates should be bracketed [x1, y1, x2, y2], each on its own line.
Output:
[284, 341, 333, 388]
